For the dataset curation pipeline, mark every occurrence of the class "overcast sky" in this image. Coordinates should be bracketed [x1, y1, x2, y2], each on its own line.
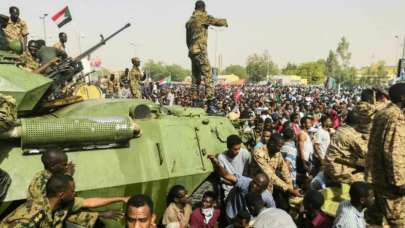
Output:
[3, 0, 405, 70]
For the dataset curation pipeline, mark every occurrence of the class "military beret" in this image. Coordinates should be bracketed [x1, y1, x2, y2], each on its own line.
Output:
[131, 57, 141, 62]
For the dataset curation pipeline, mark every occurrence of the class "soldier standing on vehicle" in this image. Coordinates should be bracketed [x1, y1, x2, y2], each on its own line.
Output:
[129, 57, 146, 99]
[53, 32, 67, 52]
[366, 83, 405, 227]
[186, 0, 228, 115]
[3, 6, 28, 50]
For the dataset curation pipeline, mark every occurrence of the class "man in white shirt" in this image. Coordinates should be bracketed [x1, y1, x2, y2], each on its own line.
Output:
[314, 115, 332, 160]
[333, 182, 374, 228]
[218, 135, 251, 197]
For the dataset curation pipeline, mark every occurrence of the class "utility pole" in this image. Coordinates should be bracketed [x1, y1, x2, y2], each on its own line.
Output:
[78, 33, 85, 54]
[210, 27, 224, 68]
[402, 36, 405, 59]
[130, 43, 141, 56]
[265, 49, 270, 81]
[39, 14, 48, 42]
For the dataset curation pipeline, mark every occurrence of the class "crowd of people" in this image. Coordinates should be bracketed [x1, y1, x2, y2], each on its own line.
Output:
[22, 80, 395, 228]
[1, 2, 404, 228]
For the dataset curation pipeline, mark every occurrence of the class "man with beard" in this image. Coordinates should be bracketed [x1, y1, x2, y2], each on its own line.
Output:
[3, 6, 28, 49]
[1, 174, 126, 227]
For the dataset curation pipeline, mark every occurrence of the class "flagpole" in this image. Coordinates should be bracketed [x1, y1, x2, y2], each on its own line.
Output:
[40, 13, 48, 42]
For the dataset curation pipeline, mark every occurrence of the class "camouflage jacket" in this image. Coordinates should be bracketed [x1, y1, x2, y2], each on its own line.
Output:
[351, 101, 377, 134]
[367, 103, 405, 194]
[0, 197, 85, 228]
[186, 10, 227, 54]
[323, 125, 368, 184]
[0, 93, 16, 133]
[19, 51, 39, 72]
[251, 146, 293, 192]
[129, 66, 144, 83]
[3, 18, 28, 42]
[26, 170, 99, 227]
[27, 170, 51, 202]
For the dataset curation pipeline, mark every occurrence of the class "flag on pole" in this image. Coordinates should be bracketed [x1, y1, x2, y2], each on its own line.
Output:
[159, 76, 172, 85]
[51, 6, 72, 28]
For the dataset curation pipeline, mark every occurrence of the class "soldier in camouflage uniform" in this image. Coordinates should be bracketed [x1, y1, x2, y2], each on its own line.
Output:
[20, 40, 39, 72]
[3, 6, 28, 50]
[129, 57, 145, 99]
[2, 174, 127, 227]
[27, 149, 98, 227]
[186, 1, 228, 114]
[323, 89, 377, 185]
[0, 93, 16, 133]
[366, 83, 405, 227]
[26, 149, 127, 227]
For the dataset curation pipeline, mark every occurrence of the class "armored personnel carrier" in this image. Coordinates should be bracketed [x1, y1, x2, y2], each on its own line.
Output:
[0, 23, 236, 226]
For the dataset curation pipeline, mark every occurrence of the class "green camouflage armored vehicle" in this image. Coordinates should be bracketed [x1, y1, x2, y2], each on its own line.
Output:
[0, 24, 236, 226]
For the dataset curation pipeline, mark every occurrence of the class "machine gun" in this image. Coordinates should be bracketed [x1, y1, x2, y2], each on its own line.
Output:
[40, 23, 131, 101]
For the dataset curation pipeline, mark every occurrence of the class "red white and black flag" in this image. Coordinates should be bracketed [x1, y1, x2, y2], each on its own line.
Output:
[51, 6, 72, 28]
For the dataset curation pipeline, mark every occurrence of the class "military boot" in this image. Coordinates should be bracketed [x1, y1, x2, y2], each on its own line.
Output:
[206, 99, 224, 116]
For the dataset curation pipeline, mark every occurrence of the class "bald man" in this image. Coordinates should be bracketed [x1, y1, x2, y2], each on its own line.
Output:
[207, 155, 275, 220]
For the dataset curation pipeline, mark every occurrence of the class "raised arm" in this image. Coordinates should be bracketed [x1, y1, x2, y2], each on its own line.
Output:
[207, 15, 228, 27]
[82, 196, 129, 208]
[207, 155, 237, 185]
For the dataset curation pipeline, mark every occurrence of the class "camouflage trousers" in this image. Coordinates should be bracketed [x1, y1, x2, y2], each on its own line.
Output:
[189, 52, 214, 100]
[130, 81, 142, 99]
[371, 191, 405, 227]
[66, 211, 98, 228]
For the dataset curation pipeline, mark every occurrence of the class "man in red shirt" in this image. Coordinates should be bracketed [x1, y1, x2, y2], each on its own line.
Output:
[189, 191, 220, 228]
[298, 190, 333, 228]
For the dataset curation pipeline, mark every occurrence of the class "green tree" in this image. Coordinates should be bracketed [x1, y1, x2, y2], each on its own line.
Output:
[336, 37, 352, 68]
[246, 52, 280, 82]
[143, 60, 168, 81]
[223, 65, 247, 79]
[325, 50, 339, 79]
[335, 37, 355, 85]
[143, 60, 191, 81]
[296, 60, 326, 84]
[362, 61, 389, 86]
[282, 62, 298, 75]
[166, 64, 190, 81]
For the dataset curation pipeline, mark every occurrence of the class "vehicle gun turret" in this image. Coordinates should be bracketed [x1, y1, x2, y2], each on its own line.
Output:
[38, 23, 131, 102]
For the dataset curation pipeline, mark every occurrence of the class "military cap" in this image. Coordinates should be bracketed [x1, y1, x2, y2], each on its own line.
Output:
[373, 87, 389, 99]
[351, 102, 376, 134]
